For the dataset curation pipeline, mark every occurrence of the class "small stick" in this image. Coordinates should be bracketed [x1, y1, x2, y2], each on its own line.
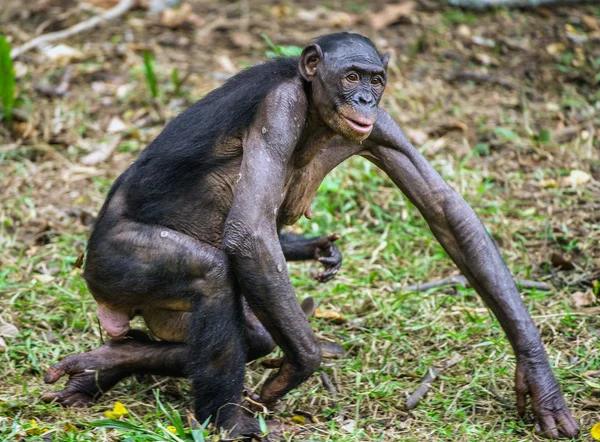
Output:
[320, 372, 339, 409]
[405, 354, 462, 410]
[35, 66, 73, 97]
[450, 71, 520, 90]
[402, 275, 552, 292]
[80, 135, 122, 166]
[11, 0, 136, 59]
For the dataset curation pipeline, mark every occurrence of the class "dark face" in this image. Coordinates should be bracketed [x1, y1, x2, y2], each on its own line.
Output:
[299, 40, 388, 142]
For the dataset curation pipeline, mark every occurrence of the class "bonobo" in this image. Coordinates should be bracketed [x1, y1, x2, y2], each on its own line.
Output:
[43, 33, 578, 439]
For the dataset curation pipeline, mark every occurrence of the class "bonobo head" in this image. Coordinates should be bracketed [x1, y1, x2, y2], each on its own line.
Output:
[299, 33, 389, 142]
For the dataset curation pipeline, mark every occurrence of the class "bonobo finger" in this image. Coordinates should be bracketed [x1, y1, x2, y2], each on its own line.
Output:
[556, 411, 579, 438]
[319, 339, 345, 359]
[42, 389, 92, 407]
[514, 365, 528, 418]
[44, 365, 67, 384]
[318, 256, 339, 266]
[316, 271, 336, 283]
[327, 234, 340, 242]
[44, 354, 82, 383]
[538, 414, 559, 440]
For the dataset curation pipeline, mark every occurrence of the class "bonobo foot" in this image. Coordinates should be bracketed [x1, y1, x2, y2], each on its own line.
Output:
[42, 337, 186, 407]
[515, 362, 579, 439]
[42, 340, 133, 406]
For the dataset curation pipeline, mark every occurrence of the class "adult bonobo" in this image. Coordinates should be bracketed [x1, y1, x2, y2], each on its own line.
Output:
[43, 33, 578, 438]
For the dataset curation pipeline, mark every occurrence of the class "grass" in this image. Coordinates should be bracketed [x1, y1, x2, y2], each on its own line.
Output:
[0, 35, 15, 124]
[1, 2, 599, 441]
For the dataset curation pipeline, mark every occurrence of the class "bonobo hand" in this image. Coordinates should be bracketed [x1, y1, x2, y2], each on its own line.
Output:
[314, 234, 342, 283]
[515, 361, 578, 439]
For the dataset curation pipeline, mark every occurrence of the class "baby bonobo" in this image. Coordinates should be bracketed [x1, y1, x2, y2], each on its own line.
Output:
[43, 33, 577, 439]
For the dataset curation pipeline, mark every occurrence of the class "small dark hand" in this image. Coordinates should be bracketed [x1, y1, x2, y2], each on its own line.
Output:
[515, 361, 578, 439]
[314, 234, 342, 283]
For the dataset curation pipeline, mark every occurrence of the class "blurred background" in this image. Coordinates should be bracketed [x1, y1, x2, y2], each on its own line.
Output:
[0, 0, 599, 440]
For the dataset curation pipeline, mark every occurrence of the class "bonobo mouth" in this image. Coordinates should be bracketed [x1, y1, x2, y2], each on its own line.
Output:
[341, 115, 374, 135]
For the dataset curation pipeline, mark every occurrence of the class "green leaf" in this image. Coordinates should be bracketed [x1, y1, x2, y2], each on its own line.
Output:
[143, 50, 158, 99]
[494, 127, 518, 140]
[171, 68, 181, 95]
[258, 414, 268, 435]
[0, 35, 16, 124]
[260, 34, 302, 58]
[538, 129, 551, 145]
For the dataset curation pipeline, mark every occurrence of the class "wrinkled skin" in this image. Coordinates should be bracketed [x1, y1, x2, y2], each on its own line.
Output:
[44, 33, 577, 439]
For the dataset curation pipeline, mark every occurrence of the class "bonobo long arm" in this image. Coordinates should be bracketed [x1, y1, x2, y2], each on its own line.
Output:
[222, 81, 322, 406]
[361, 108, 578, 439]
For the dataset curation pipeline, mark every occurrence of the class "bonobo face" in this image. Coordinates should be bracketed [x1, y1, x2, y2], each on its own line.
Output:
[299, 36, 389, 142]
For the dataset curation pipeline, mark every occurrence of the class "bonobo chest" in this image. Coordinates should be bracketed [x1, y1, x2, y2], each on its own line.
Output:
[279, 162, 324, 226]
[278, 136, 363, 227]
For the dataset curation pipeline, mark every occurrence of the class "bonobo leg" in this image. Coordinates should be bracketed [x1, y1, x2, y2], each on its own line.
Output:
[43, 333, 187, 406]
[48, 222, 258, 434]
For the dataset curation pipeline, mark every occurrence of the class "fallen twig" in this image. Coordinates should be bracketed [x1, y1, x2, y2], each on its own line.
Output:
[11, 0, 137, 59]
[405, 354, 462, 410]
[35, 66, 73, 97]
[450, 71, 520, 90]
[447, 0, 590, 8]
[320, 372, 339, 409]
[80, 135, 123, 166]
[402, 275, 552, 292]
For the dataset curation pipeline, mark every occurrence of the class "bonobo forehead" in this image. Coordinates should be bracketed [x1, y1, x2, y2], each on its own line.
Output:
[314, 33, 385, 74]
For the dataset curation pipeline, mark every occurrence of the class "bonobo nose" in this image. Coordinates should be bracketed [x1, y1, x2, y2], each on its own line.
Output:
[355, 93, 375, 107]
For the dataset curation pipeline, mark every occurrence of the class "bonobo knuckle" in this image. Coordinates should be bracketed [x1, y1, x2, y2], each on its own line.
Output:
[296, 345, 322, 378]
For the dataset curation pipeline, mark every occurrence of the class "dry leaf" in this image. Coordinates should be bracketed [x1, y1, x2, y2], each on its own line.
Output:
[161, 3, 203, 28]
[546, 42, 565, 56]
[341, 419, 356, 433]
[457, 24, 471, 37]
[44, 44, 83, 63]
[370, 2, 415, 30]
[550, 253, 575, 271]
[314, 308, 346, 324]
[230, 31, 253, 48]
[572, 290, 597, 308]
[406, 129, 428, 145]
[216, 55, 236, 74]
[0, 323, 19, 338]
[32, 274, 55, 283]
[582, 15, 600, 31]
[561, 170, 591, 187]
[107, 116, 127, 134]
[328, 11, 356, 27]
[539, 178, 558, 189]
[85, 0, 121, 9]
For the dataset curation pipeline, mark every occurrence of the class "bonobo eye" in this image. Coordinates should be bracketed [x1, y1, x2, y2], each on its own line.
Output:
[346, 72, 360, 82]
[371, 76, 383, 86]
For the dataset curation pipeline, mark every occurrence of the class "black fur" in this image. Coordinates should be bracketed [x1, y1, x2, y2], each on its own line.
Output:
[118, 57, 299, 224]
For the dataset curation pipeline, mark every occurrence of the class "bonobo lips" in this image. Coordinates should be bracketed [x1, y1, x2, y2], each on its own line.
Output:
[341, 114, 374, 134]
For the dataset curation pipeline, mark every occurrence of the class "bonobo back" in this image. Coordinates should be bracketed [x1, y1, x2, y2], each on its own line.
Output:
[101, 56, 302, 230]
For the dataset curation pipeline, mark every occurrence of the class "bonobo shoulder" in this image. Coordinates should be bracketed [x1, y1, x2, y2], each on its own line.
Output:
[262, 78, 308, 119]
[248, 78, 308, 145]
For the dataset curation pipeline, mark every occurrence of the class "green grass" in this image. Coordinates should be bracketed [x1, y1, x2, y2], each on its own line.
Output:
[0, 35, 15, 124]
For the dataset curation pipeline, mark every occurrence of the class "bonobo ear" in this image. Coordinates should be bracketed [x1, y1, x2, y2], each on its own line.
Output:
[299, 44, 323, 82]
[380, 52, 390, 71]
